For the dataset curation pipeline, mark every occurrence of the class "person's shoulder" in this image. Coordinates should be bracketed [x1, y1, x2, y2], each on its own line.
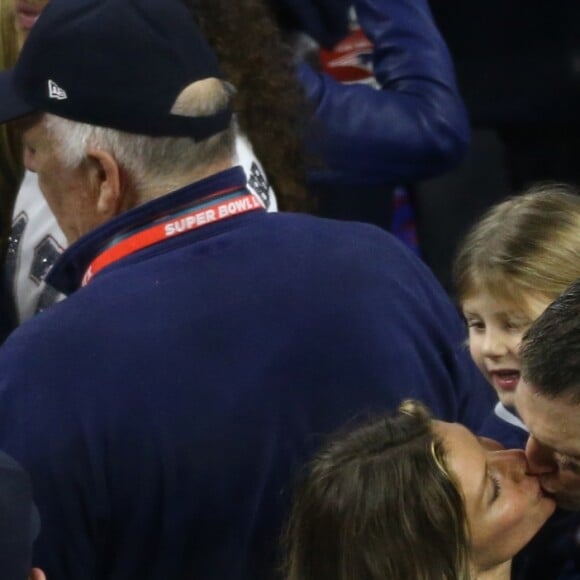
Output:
[0, 292, 83, 364]
[268, 211, 404, 249]
[477, 403, 529, 449]
[278, 212, 432, 273]
[260, 212, 446, 297]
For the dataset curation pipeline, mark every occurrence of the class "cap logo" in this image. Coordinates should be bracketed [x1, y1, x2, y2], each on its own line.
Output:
[48, 80, 67, 100]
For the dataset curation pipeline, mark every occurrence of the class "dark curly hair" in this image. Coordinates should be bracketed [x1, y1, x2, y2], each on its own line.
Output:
[521, 278, 580, 404]
[186, 0, 312, 212]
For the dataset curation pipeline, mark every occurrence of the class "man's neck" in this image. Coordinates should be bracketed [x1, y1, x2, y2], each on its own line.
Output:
[136, 160, 234, 206]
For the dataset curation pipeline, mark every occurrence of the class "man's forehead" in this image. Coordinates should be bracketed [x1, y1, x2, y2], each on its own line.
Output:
[516, 382, 580, 456]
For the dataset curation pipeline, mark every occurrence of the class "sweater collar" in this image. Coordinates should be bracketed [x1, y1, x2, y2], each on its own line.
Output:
[47, 166, 248, 294]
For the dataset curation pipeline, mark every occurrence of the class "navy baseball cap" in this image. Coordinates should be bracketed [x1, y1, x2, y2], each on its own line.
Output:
[0, 0, 232, 140]
[0, 450, 40, 580]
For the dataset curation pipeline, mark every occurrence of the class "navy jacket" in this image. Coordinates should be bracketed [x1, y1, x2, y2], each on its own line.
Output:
[0, 168, 493, 579]
[277, 0, 470, 186]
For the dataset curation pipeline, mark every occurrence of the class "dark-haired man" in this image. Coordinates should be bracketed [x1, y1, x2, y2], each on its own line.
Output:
[516, 278, 580, 511]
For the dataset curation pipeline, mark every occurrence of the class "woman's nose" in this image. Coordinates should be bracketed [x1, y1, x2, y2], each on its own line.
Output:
[490, 449, 529, 481]
[525, 436, 558, 475]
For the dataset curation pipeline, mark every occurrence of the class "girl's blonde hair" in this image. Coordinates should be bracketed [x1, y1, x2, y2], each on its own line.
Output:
[453, 183, 580, 310]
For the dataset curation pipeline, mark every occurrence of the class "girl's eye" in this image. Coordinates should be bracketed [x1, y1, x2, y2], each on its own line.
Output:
[505, 319, 529, 332]
[466, 319, 484, 330]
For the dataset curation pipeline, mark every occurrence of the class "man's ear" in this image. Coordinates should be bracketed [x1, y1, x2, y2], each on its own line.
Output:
[86, 148, 122, 218]
[29, 568, 46, 580]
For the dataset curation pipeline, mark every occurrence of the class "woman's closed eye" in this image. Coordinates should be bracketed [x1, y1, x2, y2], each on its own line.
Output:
[488, 470, 501, 503]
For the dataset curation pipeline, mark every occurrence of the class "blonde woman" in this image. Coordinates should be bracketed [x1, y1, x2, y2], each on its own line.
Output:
[0, 0, 32, 341]
[0, 0, 28, 258]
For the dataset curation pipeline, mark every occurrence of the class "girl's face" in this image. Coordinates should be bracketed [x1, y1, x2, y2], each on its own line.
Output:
[461, 291, 551, 408]
[13, 1, 49, 47]
[435, 421, 556, 573]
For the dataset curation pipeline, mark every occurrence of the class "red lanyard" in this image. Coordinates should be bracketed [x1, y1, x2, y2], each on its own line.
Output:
[82, 188, 264, 286]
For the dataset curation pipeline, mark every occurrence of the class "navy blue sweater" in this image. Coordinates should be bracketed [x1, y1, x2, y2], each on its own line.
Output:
[0, 168, 493, 579]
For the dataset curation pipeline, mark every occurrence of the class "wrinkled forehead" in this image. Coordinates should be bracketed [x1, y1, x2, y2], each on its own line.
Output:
[516, 381, 580, 456]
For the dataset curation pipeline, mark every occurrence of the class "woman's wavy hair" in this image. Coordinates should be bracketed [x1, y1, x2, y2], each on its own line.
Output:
[186, 0, 312, 212]
[282, 400, 471, 580]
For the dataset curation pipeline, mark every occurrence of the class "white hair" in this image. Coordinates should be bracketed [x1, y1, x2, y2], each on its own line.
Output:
[44, 79, 236, 191]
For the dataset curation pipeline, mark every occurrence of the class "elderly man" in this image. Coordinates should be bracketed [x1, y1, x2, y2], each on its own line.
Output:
[517, 278, 580, 511]
[0, 0, 493, 578]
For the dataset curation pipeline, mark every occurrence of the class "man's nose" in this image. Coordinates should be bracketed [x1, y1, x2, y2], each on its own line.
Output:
[525, 436, 558, 475]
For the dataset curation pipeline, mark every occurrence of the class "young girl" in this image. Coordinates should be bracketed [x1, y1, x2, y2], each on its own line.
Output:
[283, 400, 555, 580]
[453, 183, 580, 447]
[453, 183, 580, 578]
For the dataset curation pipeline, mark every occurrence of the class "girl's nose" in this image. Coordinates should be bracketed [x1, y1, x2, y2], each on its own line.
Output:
[481, 329, 508, 358]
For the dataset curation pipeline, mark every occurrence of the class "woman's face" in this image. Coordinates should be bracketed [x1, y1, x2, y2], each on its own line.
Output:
[13, 0, 49, 46]
[435, 421, 556, 573]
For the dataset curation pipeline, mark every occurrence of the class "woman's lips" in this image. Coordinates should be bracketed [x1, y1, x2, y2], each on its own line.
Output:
[15, 3, 43, 31]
